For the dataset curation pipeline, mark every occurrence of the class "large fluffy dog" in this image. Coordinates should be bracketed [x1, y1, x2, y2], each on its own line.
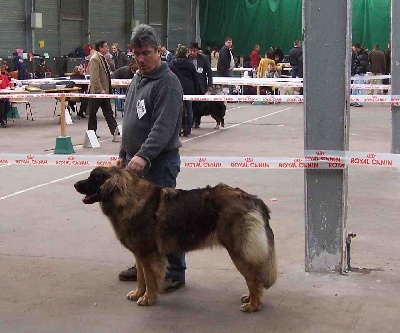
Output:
[74, 166, 277, 312]
[192, 101, 226, 129]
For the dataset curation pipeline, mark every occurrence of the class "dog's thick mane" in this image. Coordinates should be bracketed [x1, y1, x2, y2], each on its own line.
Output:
[99, 169, 161, 238]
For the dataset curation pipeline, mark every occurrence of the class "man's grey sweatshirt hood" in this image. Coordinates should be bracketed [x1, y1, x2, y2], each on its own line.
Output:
[120, 62, 183, 162]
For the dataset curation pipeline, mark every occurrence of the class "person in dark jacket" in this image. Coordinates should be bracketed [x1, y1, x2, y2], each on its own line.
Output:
[272, 46, 284, 64]
[111, 43, 130, 69]
[170, 45, 200, 136]
[383, 42, 391, 94]
[368, 44, 386, 95]
[34, 58, 47, 78]
[217, 37, 234, 94]
[188, 41, 213, 95]
[112, 62, 138, 79]
[288, 40, 302, 78]
[117, 25, 186, 293]
[111, 43, 130, 112]
[111, 63, 138, 116]
[351, 43, 370, 107]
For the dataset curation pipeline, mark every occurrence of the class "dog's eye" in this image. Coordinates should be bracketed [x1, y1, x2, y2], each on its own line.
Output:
[91, 172, 103, 181]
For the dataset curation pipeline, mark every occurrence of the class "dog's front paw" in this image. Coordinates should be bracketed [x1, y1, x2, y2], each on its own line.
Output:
[214, 125, 220, 130]
[127, 289, 145, 301]
[240, 302, 261, 313]
[137, 293, 157, 306]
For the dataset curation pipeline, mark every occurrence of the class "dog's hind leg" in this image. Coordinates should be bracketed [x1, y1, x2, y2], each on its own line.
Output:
[127, 258, 146, 301]
[211, 115, 220, 129]
[136, 255, 167, 306]
[227, 251, 264, 312]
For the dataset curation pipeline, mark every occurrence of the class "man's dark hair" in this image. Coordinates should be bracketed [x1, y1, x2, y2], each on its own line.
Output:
[131, 24, 160, 49]
[374, 44, 380, 50]
[225, 37, 232, 42]
[353, 43, 361, 49]
[95, 40, 107, 51]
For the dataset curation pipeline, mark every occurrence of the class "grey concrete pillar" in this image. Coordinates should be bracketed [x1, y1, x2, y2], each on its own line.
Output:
[303, 1, 351, 273]
[392, 0, 400, 153]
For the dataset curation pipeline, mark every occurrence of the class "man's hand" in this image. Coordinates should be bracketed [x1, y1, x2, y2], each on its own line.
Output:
[127, 155, 147, 174]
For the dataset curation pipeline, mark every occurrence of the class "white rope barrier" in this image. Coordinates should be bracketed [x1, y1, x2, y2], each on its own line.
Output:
[1, 93, 399, 104]
[13, 75, 391, 87]
[0, 150, 399, 169]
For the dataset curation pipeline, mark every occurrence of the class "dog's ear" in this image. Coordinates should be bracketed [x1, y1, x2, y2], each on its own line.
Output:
[100, 169, 130, 201]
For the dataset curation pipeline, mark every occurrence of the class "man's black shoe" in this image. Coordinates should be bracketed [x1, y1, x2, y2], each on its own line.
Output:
[119, 266, 137, 281]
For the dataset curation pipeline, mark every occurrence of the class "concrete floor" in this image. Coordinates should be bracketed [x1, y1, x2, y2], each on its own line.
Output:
[0, 98, 399, 332]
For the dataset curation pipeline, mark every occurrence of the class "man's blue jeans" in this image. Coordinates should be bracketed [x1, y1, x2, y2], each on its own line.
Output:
[219, 69, 234, 94]
[291, 66, 300, 78]
[142, 151, 186, 282]
[183, 100, 193, 135]
[352, 73, 366, 106]
[114, 88, 125, 111]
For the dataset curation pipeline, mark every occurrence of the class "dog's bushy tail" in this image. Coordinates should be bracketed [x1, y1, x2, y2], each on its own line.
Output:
[260, 238, 277, 289]
[242, 207, 277, 289]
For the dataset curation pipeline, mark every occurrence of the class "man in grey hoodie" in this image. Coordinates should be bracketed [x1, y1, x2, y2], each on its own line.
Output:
[116, 24, 186, 293]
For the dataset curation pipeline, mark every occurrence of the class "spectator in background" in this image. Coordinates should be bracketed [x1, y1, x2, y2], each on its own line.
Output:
[217, 37, 234, 94]
[210, 46, 219, 68]
[383, 41, 391, 94]
[0, 73, 12, 127]
[16, 58, 28, 80]
[234, 56, 241, 68]
[85, 44, 93, 57]
[263, 62, 280, 97]
[170, 45, 200, 136]
[104, 52, 116, 72]
[88, 40, 119, 137]
[112, 62, 138, 80]
[288, 40, 302, 78]
[188, 42, 213, 95]
[74, 46, 86, 58]
[160, 46, 173, 64]
[257, 51, 276, 78]
[34, 58, 47, 78]
[85, 48, 96, 73]
[203, 46, 212, 64]
[368, 44, 386, 95]
[298, 54, 303, 95]
[272, 46, 285, 63]
[111, 62, 138, 117]
[69, 65, 88, 119]
[0, 59, 11, 78]
[250, 44, 261, 69]
[13, 52, 21, 71]
[242, 54, 251, 68]
[111, 43, 130, 69]
[111, 43, 130, 112]
[351, 43, 370, 107]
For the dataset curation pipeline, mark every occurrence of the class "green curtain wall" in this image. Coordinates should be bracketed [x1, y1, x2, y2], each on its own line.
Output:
[199, 0, 391, 55]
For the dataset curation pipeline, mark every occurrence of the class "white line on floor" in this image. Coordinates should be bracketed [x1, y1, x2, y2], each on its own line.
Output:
[182, 106, 293, 142]
[0, 170, 90, 201]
